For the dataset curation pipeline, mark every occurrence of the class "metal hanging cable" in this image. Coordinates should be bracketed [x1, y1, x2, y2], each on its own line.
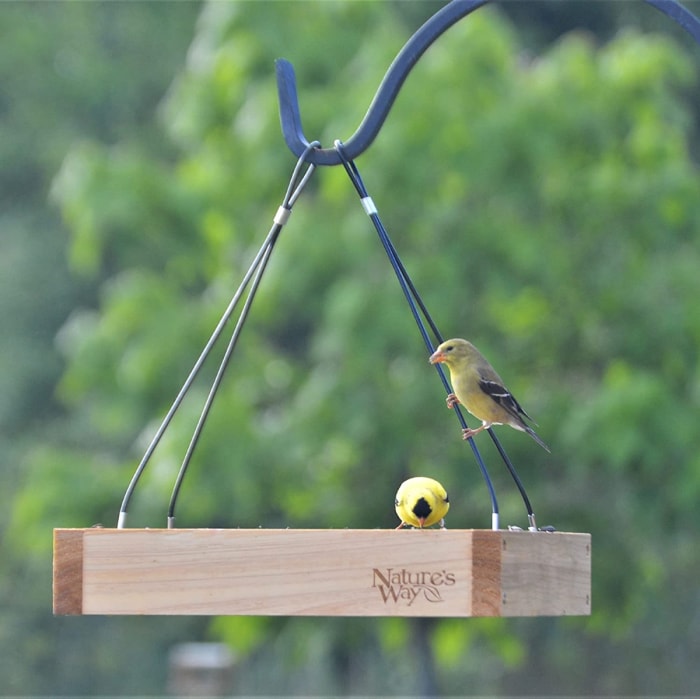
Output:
[333, 140, 508, 530]
[117, 142, 320, 528]
[166, 145, 318, 527]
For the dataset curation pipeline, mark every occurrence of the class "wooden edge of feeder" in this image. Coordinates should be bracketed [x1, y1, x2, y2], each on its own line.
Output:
[53, 528, 85, 615]
[53, 528, 591, 617]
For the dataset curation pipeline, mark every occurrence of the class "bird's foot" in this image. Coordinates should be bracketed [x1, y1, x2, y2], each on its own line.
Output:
[461, 426, 485, 441]
[395, 522, 407, 530]
[446, 393, 460, 409]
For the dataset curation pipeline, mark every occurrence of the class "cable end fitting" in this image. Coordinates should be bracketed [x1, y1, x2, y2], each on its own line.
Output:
[274, 206, 292, 227]
[360, 196, 377, 216]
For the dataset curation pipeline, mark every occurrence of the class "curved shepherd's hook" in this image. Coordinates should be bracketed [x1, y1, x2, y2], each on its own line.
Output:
[276, 0, 700, 166]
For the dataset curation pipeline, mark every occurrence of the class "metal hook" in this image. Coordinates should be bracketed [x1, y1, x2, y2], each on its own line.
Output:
[276, 0, 700, 166]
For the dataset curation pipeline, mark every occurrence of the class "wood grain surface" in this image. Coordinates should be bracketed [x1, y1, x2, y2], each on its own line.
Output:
[53, 528, 590, 617]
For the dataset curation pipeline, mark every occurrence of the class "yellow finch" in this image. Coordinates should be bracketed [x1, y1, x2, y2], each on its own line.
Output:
[394, 476, 450, 529]
[429, 338, 550, 452]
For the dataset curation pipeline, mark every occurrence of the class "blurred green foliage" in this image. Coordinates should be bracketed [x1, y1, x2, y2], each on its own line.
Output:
[0, 1, 202, 694]
[3, 0, 700, 695]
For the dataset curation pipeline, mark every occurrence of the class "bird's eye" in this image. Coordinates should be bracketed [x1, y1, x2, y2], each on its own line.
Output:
[445, 345, 454, 352]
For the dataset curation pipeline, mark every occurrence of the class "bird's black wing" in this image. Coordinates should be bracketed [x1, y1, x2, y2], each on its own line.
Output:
[478, 373, 550, 452]
[477, 377, 534, 424]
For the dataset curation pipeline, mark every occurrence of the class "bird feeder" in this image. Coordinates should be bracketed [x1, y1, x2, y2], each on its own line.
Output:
[54, 0, 700, 618]
[54, 528, 590, 616]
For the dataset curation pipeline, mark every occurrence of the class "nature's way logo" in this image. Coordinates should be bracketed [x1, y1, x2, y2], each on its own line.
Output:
[372, 568, 456, 605]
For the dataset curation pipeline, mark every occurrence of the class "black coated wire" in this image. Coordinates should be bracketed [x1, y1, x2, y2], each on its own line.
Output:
[166, 144, 319, 527]
[117, 142, 320, 528]
[116, 229, 279, 528]
[488, 430, 534, 523]
[332, 140, 507, 527]
[166, 243, 273, 527]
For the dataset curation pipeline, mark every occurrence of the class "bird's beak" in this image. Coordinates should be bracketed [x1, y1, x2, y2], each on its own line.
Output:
[429, 349, 445, 365]
[418, 517, 426, 528]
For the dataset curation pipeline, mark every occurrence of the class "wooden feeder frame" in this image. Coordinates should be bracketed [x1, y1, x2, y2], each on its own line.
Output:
[54, 528, 590, 617]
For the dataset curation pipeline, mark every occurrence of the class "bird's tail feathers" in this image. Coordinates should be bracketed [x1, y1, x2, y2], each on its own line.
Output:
[519, 406, 538, 426]
[524, 425, 550, 453]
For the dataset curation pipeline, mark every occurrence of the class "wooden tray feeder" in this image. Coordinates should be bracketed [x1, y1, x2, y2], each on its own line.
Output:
[53, 528, 590, 617]
[61, 0, 697, 620]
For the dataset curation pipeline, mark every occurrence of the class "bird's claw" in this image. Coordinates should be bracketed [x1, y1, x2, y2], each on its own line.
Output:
[445, 393, 459, 409]
[461, 428, 478, 441]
